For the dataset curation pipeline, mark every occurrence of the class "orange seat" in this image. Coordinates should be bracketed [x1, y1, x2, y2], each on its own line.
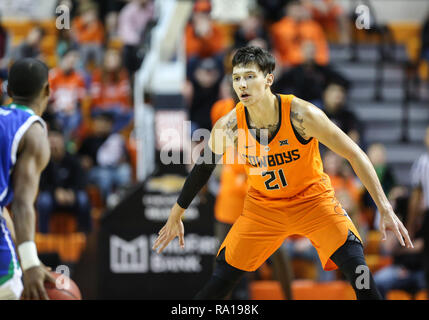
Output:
[256, 262, 273, 281]
[49, 212, 77, 234]
[250, 280, 356, 300]
[292, 280, 356, 300]
[38, 20, 57, 35]
[3, 19, 57, 38]
[40, 35, 57, 55]
[44, 55, 58, 69]
[108, 38, 124, 50]
[388, 22, 421, 62]
[364, 230, 382, 255]
[291, 258, 318, 280]
[2, 20, 34, 37]
[35, 232, 86, 263]
[386, 290, 412, 300]
[250, 280, 285, 300]
[418, 61, 429, 81]
[415, 290, 428, 300]
[365, 254, 393, 274]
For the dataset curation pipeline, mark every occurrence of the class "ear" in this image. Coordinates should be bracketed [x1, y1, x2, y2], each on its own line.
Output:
[265, 73, 274, 87]
[43, 82, 50, 98]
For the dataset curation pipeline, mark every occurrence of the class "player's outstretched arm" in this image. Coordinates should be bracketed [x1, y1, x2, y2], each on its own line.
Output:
[11, 123, 55, 300]
[152, 111, 237, 254]
[291, 97, 413, 249]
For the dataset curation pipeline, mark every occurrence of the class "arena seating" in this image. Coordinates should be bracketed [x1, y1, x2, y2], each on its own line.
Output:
[250, 280, 356, 300]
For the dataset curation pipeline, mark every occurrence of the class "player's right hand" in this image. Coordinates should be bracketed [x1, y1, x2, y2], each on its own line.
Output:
[22, 265, 56, 300]
[152, 204, 185, 254]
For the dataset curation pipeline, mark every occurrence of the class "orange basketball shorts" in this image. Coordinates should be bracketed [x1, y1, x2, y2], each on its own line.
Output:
[217, 184, 362, 272]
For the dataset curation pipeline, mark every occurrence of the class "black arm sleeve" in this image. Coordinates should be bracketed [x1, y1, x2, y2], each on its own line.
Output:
[176, 148, 223, 209]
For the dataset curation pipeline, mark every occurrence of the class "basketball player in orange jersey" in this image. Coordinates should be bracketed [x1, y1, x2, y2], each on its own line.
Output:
[153, 46, 413, 300]
[211, 87, 294, 300]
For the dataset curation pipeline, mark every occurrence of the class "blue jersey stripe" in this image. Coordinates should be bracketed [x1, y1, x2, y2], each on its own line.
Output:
[0, 106, 46, 208]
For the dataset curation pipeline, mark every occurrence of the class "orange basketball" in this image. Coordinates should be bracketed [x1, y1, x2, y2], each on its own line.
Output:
[44, 271, 82, 300]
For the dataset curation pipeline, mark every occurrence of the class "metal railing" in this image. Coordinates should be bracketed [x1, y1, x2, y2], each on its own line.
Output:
[133, 0, 193, 182]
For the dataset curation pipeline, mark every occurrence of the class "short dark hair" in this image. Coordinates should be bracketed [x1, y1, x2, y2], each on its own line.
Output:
[232, 46, 275, 75]
[8, 58, 49, 100]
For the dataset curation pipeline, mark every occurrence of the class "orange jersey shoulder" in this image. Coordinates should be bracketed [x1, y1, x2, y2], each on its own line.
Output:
[235, 94, 333, 199]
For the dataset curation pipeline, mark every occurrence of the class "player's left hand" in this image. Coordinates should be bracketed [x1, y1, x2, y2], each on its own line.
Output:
[379, 209, 413, 248]
[152, 204, 185, 254]
[22, 264, 55, 300]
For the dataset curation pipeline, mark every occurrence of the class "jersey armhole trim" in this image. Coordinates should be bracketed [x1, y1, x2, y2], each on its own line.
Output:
[289, 96, 313, 145]
[11, 116, 46, 165]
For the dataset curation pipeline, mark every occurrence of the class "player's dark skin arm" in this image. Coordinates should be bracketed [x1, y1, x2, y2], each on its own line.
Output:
[11, 123, 55, 300]
[291, 97, 413, 248]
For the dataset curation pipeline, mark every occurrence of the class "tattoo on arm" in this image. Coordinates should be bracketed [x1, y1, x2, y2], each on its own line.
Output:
[291, 111, 308, 139]
[225, 117, 238, 148]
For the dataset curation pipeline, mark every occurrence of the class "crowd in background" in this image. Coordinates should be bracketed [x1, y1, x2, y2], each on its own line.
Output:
[182, 0, 429, 298]
[0, 0, 428, 299]
[0, 0, 157, 234]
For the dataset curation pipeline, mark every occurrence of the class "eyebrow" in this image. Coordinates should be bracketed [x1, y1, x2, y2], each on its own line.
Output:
[232, 71, 257, 76]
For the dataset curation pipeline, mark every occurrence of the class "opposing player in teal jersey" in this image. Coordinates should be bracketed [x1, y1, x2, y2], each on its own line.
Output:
[0, 58, 55, 299]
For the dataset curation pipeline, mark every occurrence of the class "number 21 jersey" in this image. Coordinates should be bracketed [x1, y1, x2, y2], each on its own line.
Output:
[235, 94, 334, 202]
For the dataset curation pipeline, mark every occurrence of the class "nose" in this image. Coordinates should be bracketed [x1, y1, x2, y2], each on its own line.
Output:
[239, 78, 247, 89]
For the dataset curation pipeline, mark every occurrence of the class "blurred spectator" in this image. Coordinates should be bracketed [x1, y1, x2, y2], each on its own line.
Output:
[49, 48, 86, 139]
[218, 47, 239, 99]
[302, 0, 351, 44]
[90, 48, 133, 132]
[185, 1, 226, 60]
[362, 143, 398, 228]
[247, 37, 271, 52]
[282, 236, 334, 282]
[349, 1, 395, 62]
[185, 57, 223, 133]
[118, 0, 155, 78]
[0, 12, 9, 69]
[91, 0, 127, 27]
[104, 11, 119, 42]
[407, 126, 429, 294]
[0, 13, 7, 103]
[210, 88, 244, 233]
[270, 0, 329, 67]
[256, 0, 294, 24]
[362, 143, 406, 229]
[233, 9, 271, 50]
[322, 83, 362, 147]
[56, 29, 79, 59]
[72, 1, 105, 67]
[421, 12, 429, 63]
[37, 128, 92, 233]
[10, 26, 45, 62]
[323, 150, 361, 225]
[57, 0, 77, 19]
[78, 113, 132, 205]
[272, 41, 349, 106]
[210, 93, 251, 299]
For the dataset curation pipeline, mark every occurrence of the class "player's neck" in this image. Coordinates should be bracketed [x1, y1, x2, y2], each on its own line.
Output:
[12, 99, 42, 116]
[246, 92, 278, 128]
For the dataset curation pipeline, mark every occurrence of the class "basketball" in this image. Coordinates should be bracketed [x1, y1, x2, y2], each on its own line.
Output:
[44, 272, 82, 300]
